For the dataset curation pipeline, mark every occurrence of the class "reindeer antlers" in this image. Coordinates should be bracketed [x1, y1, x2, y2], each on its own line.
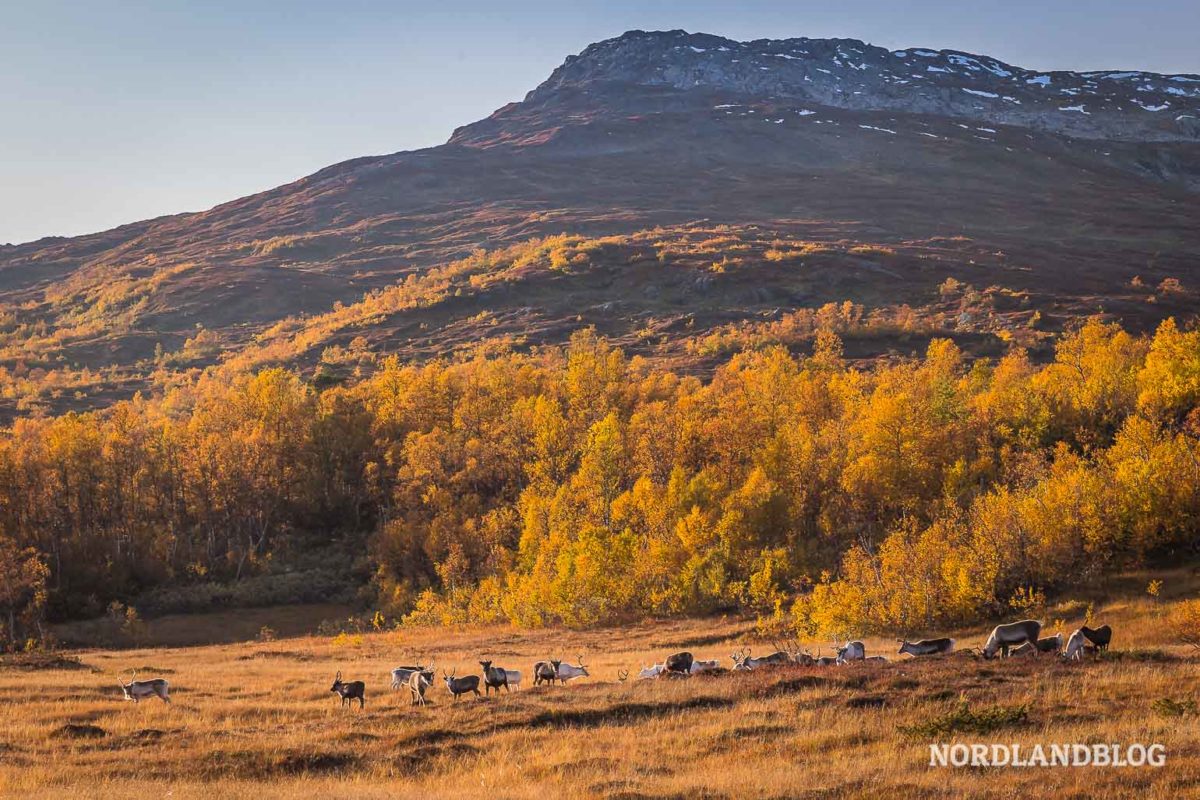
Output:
[617, 669, 629, 683]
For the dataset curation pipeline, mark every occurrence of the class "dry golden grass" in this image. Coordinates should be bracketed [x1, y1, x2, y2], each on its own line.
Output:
[3, 580, 1199, 799]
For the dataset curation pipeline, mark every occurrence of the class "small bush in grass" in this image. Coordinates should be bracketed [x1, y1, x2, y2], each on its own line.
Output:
[1151, 698, 1197, 718]
[1167, 599, 1200, 652]
[899, 701, 1029, 738]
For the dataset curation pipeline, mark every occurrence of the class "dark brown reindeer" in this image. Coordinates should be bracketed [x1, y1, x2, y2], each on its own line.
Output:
[1081, 624, 1112, 652]
[533, 659, 561, 687]
[897, 637, 955, 657]
[479, 660, 510, 695]
[330, 671, 365, 709]
[664, 651, 694, 675]
[443, 669, 482, 701]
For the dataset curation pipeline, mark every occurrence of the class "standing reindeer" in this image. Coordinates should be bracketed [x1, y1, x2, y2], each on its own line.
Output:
[443, 669, 482, 701]
[119, 672, 170, 704]
[533, 660, 560, 687]
[391, 663, 427, 690]
[330, 671, 366, 709]
[556, 654, 590, 684]
[981, 620, 1042, 659]
[479, 660, 510, 695]
[408, 668, 434, 706]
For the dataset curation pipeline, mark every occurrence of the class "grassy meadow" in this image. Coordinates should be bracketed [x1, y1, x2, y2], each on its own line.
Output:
[2, 573, 1199, 799]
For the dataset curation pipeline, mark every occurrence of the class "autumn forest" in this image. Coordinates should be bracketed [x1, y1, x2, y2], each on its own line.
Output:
[2, 307, 1199, 650]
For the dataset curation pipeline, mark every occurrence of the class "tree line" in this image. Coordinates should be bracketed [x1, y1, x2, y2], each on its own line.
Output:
[1, 318, 1199, 648]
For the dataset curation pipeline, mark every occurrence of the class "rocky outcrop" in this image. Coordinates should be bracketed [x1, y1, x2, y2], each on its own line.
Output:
[525, 30, 1200, 142]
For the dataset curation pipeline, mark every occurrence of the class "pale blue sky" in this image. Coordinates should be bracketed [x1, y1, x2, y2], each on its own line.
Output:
[2, 0, 1197, 244]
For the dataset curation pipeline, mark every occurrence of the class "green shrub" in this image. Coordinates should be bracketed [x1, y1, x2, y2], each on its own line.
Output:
[900, 701, 1029, 738]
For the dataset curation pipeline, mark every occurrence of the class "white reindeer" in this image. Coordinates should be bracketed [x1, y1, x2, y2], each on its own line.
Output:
[556, 654, 590, 683]
[638, 663, 665, 680]
[119, 672, 170, 704]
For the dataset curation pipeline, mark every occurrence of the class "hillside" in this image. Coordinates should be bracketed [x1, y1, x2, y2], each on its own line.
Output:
[0, 30, 1198, 416]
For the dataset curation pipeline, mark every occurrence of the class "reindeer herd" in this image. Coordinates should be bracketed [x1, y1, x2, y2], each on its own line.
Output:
[116, 619, 1115, 709]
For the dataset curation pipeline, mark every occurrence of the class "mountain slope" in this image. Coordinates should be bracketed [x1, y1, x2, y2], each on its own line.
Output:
[1, 30, 1199, 416]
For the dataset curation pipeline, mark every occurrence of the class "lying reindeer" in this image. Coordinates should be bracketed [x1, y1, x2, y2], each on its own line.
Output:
[120, 672, 170, 704]
[638, 663, 665, 680]
[897, 637, 955, 657]
[664, 651, 694, 675]
[731, 647, 791, 671]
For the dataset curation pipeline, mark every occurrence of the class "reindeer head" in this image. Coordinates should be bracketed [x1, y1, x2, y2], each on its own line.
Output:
[479, 660, 493, 672]
[118, 671, 136, 699]
[330, 671, 343, 693]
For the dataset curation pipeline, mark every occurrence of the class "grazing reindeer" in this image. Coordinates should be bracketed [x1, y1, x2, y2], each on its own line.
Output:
[533, 660, 561, 687]
[557, 654, 590, 684]
[1081, 625, 1112, 652]
[664, 651, 694, 675]
[391, 663, 426, 690]
[1063, 629, 1102, 661]
[897, 638, 955, 657]
[408, 668, 434, 706]
[119, 672, 170, 704]
[981, 619, 1042, 659]
[479, 660, 510, 695]
[330, 671, 365, 709]
[442, 669, 481, 701]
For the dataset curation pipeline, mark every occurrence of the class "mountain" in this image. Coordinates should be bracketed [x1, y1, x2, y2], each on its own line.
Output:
[2, 30, 1199, 417]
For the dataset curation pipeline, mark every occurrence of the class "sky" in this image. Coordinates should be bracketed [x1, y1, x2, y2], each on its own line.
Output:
[2, 0, 1198, 245]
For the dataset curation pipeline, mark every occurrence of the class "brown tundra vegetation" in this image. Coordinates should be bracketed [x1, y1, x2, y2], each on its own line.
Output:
[2, 572, 1200, 799]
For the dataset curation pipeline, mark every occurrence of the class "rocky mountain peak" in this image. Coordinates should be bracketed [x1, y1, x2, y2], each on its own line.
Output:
[525, 29, 1200, 141]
